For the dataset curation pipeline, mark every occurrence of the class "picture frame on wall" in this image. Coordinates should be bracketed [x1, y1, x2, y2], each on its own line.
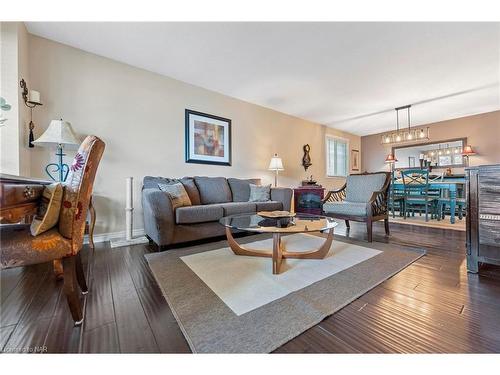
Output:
[185, 109, 232, 166]
[351, 149, 360, 171]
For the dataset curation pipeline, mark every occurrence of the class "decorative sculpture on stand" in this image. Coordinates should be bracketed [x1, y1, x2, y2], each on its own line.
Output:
[302, 144, 312, 171]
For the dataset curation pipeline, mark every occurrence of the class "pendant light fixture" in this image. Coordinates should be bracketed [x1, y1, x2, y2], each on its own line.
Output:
[381, 104, 430, 145]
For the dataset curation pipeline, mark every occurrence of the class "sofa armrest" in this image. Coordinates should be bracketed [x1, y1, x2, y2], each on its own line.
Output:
[271, 187, 293, 212]
[142, 188, 175, 246]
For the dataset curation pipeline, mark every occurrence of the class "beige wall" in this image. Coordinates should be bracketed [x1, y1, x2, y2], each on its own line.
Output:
[0, 22, 31, 176]
[361, 111, 500, 173]
[27, 34, 360, 236]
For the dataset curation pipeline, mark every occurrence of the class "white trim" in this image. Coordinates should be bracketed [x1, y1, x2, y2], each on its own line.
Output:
[325, 134, 350, 178]
[83, 228, 146, 245]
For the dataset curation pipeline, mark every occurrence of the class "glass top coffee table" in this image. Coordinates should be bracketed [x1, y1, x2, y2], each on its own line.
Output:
[219, 213, 338, 274]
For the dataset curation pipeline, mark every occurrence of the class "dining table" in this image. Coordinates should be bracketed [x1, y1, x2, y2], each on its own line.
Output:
[392, 177, 466, 224]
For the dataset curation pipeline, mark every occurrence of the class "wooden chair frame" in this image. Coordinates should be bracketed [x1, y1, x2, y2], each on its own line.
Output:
[322, 172, 391, 242]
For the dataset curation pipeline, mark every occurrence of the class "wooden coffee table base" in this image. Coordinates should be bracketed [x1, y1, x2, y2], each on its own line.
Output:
[225, 227, 334, 274]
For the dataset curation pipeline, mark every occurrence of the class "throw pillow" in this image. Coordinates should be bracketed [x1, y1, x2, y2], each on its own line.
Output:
[30, 183, 64, 236]
[158, 182, 192, 209]
[248, 184, 271, 202]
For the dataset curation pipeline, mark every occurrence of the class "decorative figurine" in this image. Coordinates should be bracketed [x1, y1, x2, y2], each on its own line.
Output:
[301, 175, 319, 186]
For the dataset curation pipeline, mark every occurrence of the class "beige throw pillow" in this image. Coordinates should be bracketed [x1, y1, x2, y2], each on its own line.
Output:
[248, 184, 271, 202]
[30, 183, 64, 236]
[158, 182, 192, 209]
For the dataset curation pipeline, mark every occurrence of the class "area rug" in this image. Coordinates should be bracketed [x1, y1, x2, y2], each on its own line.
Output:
[145, 233, 425, 353]
[390, 215, 465, 231]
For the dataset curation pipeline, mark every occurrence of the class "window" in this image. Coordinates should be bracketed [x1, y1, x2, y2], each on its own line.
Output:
[326, 136, 349, 177]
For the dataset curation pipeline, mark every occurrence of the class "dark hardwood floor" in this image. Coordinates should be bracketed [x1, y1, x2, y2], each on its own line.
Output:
[1, 221, 500, 353]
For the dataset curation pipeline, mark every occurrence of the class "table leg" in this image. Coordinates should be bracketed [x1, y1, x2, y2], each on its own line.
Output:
[281, 228, 334, 259]
[449, 186, 456, 224]
[225, 227, 334, 275]
[272, 233, 283, 274]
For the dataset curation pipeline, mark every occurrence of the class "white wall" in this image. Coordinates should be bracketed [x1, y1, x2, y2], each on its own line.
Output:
[27, 33, 361, 236]
[0, 22, 31, 176]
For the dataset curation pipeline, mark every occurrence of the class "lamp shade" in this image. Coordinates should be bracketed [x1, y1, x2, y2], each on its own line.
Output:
[33, 120, 79, 147]
[384, 153, 398, 163]
[462, 145, 476, 156]
[268, 153, 284, 171]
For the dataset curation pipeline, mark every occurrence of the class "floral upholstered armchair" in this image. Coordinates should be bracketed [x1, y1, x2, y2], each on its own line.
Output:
[0, 136, 105, 325]
[322, 172, 391, 242]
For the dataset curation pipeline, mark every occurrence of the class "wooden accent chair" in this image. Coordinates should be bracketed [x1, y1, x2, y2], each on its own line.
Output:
[0, 136, 105, 325]
[322, 172, 391, 242]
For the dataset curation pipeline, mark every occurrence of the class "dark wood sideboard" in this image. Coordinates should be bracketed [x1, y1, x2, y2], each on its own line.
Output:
[294, 186, 325, 215]
[0, 174, 50, 223]
[0, 173, 96, 249]
[466, 164, 500, 273]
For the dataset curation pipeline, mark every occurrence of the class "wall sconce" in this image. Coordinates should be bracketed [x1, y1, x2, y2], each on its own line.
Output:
[20, 78, 43, 147]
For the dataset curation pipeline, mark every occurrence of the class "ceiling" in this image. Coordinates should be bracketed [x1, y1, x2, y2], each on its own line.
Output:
[25, 22, 500, 136]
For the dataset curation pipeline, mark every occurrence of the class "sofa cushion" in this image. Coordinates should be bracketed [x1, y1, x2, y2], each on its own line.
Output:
[179, 177, 201, 205]
[144, 176, 201, 205]
[194, 177, 232, 204]
[143, 176, 171, 189]
[158, 183, 192, 209]
[249, 184, 271, 202]
[255, 201, 283, 212]
[323, 201, 367, 217]
[345, 174, 387, 203]
[176, 204, 224, 224]
[219, 202, 257, 216]
[227, 178, 261, 202]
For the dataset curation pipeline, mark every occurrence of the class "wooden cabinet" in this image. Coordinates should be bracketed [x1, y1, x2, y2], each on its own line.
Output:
[0, 174, 48, 224]
[466, 165, 500, 273]
[293, 186, 325, 215]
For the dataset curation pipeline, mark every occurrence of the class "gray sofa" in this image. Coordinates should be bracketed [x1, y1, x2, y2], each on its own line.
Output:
[142, 176, 293, 249]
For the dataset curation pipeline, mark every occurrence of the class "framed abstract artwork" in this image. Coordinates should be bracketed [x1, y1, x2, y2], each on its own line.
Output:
[351, 149, 360, 171]
[185, 109, 232, 166]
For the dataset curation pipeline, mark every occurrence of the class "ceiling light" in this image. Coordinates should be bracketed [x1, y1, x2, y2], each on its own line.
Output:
[380, 105, 430, 145]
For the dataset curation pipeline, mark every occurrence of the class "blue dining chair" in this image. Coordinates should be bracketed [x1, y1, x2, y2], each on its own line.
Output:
[437, 184, 466, 221]
[401, 169, 439, 222]
[388, 170, 405, 218]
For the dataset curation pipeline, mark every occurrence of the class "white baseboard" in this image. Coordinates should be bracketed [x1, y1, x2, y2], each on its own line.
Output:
[83, 228, 146, 245]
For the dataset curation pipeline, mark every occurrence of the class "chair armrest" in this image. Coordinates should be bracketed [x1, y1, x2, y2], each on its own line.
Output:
[141, 188, 175, 245]
[271, 187, 293, 212]
[366, 189, 388, 217]
[322, 184, 347, 203]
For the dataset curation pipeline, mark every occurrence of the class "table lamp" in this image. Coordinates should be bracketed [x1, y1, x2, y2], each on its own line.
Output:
[384, 153, 398, 173]
[33, 119, 80, 182]
[461, 145, 476, 167]
[268, 153, 284, 187]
